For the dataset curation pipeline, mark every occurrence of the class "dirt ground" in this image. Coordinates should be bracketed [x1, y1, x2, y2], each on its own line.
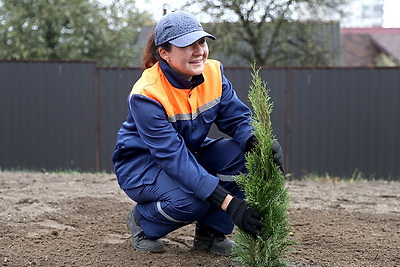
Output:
[1, 172, 399, 267]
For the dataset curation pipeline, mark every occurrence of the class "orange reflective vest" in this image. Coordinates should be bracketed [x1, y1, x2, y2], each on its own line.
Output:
[130, 59, 222, 124]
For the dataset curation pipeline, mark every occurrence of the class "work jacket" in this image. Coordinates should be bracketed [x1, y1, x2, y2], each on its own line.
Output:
[112, 59, 254, 201]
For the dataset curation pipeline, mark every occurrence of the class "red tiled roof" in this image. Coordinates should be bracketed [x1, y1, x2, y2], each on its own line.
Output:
[370, 34, 400, 60]
[342, 28, 400, 34]
[341, 28, 400, 66]
[342, 34, 378, 66]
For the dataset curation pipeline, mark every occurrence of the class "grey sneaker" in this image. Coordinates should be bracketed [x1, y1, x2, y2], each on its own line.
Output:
[193, 222, 236, 256]
[126, 208, 165, 253]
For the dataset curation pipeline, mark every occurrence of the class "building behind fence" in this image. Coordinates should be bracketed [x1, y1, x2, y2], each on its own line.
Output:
[1, 61, 399, 180]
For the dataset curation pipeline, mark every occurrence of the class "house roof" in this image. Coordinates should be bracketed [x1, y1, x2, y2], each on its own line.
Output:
[370, 34, 400, 61]
[342, 28, 400, 64]
[341, 28, 400, 35]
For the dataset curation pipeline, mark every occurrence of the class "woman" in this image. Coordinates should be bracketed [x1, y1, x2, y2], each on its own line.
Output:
[112, 11, 284, 256]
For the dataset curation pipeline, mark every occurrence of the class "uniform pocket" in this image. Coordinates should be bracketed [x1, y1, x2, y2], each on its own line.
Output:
[200, 108, 217, 124]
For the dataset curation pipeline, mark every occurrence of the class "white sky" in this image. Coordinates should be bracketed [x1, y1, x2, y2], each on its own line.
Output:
[100, 0, 400, 28]
[382, 0, 400, 27]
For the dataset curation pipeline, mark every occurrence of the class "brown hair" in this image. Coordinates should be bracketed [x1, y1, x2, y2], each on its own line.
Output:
[142, 29, 172, 69]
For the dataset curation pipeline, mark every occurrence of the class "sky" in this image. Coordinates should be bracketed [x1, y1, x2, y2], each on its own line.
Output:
[383, 0, 400, 27]
[99, 0, 400, 28]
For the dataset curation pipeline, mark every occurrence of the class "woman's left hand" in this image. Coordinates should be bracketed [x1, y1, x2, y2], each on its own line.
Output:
[245, 136, 285, 173]
[272, 140, 285, 173]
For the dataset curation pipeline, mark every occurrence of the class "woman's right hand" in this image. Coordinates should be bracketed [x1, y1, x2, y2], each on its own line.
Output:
[225, 197, 263, 237]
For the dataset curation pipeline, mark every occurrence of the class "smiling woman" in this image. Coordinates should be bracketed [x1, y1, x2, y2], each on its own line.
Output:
[148, 10, 215, 80]
[110, 10, 285, 256]
[158, 38, 210, 81]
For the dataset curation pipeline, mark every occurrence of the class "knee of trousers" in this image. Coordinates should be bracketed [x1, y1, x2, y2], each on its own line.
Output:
[138, 195, 210, 228]
[161, 196, 210, 223]
[138, 197, 210, 240]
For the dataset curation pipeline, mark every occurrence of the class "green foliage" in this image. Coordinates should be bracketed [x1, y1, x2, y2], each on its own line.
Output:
[233, 65, 295, 266]
[0, 0, 152, 66]
[375, 53, 400, 67]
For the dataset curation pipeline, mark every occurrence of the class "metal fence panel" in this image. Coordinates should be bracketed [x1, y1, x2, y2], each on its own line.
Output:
[1, 61, 399, 179]
[0, 61, 97, 171]
[98, 68, 142, 172]
[289, 68, 400, 179]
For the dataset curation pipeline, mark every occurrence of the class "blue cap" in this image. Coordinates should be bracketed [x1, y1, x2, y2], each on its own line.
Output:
[154, 11, 216, 47]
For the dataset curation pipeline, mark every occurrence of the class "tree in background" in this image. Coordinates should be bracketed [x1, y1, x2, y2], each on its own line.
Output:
[0, 0, 152, 66]
[186, 0, 346, 67]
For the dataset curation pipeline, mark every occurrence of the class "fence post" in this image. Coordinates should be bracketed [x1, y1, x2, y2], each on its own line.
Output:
[94, 64, 101, 172]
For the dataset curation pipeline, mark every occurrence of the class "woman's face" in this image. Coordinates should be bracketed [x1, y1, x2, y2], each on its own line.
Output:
[159, 38, 209, 81]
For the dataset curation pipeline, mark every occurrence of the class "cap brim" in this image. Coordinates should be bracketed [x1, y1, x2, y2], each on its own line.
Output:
[169, 31, 216, 48]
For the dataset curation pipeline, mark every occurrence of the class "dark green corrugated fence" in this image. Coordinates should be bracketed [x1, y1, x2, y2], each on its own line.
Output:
[1, 61, 399, 179]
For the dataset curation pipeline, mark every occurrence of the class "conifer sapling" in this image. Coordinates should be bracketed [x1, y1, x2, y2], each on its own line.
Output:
[232, 65, 295, 267]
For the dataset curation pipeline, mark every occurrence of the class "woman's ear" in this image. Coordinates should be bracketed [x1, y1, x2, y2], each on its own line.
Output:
[158, 47, 169, 62]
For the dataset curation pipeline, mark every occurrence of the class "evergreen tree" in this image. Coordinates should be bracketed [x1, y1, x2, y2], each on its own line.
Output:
[233, 65, 295, 266]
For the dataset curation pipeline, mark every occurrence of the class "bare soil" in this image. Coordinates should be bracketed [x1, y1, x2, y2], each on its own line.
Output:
[1, 172, 399, 267]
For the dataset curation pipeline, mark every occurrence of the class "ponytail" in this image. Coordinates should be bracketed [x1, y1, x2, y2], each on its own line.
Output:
[142, 30, 158, 69]
[142, 29, 172, 69]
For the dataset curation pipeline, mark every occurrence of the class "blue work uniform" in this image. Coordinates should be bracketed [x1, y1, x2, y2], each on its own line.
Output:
[112, 59, 254, 239]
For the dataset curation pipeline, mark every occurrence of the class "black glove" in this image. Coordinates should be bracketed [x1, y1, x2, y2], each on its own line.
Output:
[246, 136, 285, 173]
[272, 140, 285, 173]
[226, 197, 263, 237]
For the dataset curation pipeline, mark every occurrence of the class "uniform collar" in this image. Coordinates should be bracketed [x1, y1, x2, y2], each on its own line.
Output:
[159, 60, 204, 89]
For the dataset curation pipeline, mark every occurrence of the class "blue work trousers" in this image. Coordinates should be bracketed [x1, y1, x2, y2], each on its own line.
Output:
[123, 138, 246, 240]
